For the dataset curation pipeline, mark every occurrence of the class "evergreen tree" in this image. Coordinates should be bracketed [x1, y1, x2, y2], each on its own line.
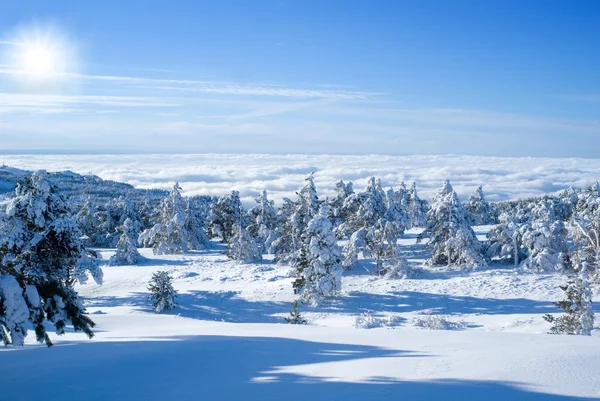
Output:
[209, 190, 243, 242]
[148, 270, 177, 314]
[407, 182, 428, 228]
[228, 217, 262, 263]
[284, 300, 307, 325]
[520, 220, 570, 273]
[328, 180, 354, 227]
[247, 190, 277, 253]
[336, 176, 387, 237]
[185, 197, 211, 251]
[419, 180, 486, 268]
[269, 197, 298, 263]
[138, 183, 196, 254]
[342, 227, 368, 269]
[465, 186, 497, 225]
[544, 271, 594, 336]
[109, 218, 144, 266]
[486, 213, 527, 266]
[0, 171, 103, 346]
[292, 205, 342, 305]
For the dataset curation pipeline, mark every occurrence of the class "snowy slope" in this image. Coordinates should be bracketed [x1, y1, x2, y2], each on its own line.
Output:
[2, 232, 600, 400]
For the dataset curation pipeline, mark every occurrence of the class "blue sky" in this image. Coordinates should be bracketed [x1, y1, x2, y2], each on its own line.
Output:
[1, 0, 599, 156]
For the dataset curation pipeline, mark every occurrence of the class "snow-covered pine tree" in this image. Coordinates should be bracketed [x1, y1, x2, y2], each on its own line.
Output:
[407, 182, 428, 228]
[543, 270, 594, 336]
[520, 220, 570, 273]
[148, 270, 177, 313]
[0, 170, 103, 346]
[486, 213, 527, 266]
[336, 176, 387, 237]
[138, 183, 190, 254]
[228, 214, 262, 263]
[271, 174, 321, 264]
[247, 190, 277, 253]
[185, 197, 211, 251]
[328, 180, 354, 228]
[465, 186, 497, 225]
[209, 190, 243, 242]
[419, 180, 486, 268]
[109, 218, 144, 266]
[269, 197, 298, 263]
[292, 205, 342, 305]
[342, 227, 368, 269]
[384, 187, 409, 240]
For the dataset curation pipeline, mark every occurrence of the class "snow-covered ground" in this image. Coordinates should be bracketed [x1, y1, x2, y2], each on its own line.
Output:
[3, 153, 600, 203]
[2, 229, 600, 400]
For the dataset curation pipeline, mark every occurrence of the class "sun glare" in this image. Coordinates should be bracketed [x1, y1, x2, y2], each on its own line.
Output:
[2, 22, 76, 84]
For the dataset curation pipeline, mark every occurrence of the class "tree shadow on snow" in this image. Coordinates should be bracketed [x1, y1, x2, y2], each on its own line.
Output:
[0, 335, 593, 401]
[322, 291, 558, 316]
[87, 290, 290, 324]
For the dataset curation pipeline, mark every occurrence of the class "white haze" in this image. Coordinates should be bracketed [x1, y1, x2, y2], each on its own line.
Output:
[1, 153, 599, 204]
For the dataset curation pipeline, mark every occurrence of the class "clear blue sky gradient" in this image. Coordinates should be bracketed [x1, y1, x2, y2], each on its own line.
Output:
[1, 0, 599, 156]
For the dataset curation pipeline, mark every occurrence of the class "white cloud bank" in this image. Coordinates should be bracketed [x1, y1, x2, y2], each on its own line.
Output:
[1, 154, 598, 205]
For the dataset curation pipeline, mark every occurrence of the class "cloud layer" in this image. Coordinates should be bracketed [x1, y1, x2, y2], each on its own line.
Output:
[1, 154, 598, 205]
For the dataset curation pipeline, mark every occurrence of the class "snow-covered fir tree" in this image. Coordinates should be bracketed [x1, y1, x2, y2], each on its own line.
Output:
[544, 270, 594, 336]
[292, 205, 342, 305]
[486, 213, 527, 266]
[269, 197, 298, 263]
[383, 187, 409, 239]
[185, 197, 211, 251]
[148, 270, 177, 314]
[247, 190, 278, 253]
[465, 186, 497, 225]
[271, 174, 321, 264]
[209, 190, 243, 242]
[0, 171, 103, 346]
[109, 218, 144, 266]
[407, 182, 428, 228]
[336, 176, 387, 237]
[520, 220, 570, 273]
[138, 183, 191, 255]
[419, 180, 486, 268]
[228, 218, 263, 263]
[342, 227, 368, 269]
[328, 180, 354, 228]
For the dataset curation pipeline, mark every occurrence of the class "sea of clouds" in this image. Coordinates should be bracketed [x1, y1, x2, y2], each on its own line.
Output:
[2, 154, 599, 205]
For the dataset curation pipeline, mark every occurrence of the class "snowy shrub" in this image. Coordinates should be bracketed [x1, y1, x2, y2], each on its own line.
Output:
[352, 311, 401, 329]
[148, 271, 177, 313]
[411, 313, 467, 331]
[381, 256, 420, 279]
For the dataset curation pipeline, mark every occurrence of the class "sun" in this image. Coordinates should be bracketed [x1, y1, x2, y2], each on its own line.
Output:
[2, 22, 76, 83]
[16, 40, 61, 78]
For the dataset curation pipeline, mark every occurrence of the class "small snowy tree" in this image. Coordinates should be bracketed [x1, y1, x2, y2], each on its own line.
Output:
[342, 227, 368, 269]
[465, 186, 496, 225]
[227, 220, 262, 263]
[209, 190, 243, 242]
[138, 183, 190, 255]
[0, 171, 102, 346]
[109, 218, 144, 266]
[269, 198, 298, 263]
[544, 271, 594, 336]
[284, 300, 307, 325]
[148, 271, 177, 314]
[486, 213, 527, 266]
[328, 180, 354, 227]
[292, 205, 342, 305]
